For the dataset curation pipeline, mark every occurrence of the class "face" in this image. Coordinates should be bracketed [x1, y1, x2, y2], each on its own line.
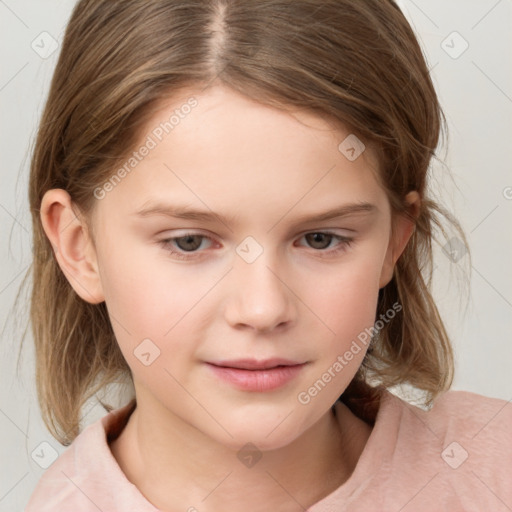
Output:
[77, 85, 407, 450]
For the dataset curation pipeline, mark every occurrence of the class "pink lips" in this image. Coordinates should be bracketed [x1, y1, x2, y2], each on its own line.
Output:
[205, 358, 307, 392]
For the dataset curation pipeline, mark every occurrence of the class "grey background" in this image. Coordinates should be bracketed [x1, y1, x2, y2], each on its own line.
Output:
[1, 0, 511, 510]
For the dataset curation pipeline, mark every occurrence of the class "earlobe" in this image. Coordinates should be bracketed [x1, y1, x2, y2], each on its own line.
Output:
[378, 191, 420, 289]
[40, 188, 105, 304]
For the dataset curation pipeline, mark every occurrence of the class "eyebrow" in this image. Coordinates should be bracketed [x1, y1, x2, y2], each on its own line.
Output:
[133, 201, 377, 227]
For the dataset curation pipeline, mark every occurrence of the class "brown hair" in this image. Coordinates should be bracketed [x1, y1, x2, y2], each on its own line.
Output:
[22, 0, 469, 444]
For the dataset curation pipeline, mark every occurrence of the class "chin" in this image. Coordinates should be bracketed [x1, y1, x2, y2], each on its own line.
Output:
[205, 408, 318, 453]
[218, 428, 300, 454]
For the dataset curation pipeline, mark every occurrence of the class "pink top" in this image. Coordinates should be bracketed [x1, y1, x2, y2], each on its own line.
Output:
[25, 389, 512, 511]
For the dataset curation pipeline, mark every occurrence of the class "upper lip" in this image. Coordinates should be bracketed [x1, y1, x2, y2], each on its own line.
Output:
[207, 358, 305, 370]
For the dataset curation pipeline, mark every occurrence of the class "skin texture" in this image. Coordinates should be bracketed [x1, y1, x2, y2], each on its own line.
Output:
[40, 85, 419, 511]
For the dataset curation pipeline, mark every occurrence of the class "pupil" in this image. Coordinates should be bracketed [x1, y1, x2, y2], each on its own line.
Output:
[307, 233, 331, 249]
[178, 235, 201, 251]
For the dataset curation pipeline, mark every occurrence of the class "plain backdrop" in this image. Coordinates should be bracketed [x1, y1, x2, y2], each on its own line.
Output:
[1, 0, 511, 510]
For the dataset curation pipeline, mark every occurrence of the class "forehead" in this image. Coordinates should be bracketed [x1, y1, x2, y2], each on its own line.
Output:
[92, 85, 388, 224]
[137, 84, 375, 166]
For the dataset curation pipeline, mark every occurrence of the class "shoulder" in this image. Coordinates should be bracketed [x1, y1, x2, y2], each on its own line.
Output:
[24, 400, 155, 512]
[381, 389, 512, 509]
[385, 388, 512, 464]
[312, 389, 511, 511]
[25, 418, 107, 511]
[426, 389, 510, 429]
[397, 389, 511, 440]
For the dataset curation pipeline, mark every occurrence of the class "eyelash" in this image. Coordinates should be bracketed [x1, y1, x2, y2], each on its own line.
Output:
[158, 231, 354, 261]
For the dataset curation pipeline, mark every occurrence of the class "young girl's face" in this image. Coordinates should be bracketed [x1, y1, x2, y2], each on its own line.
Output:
[86, 85, 410, 450]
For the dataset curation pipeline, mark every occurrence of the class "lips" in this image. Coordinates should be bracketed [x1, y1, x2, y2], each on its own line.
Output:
[207, 358, 304, 370]
[205, 359, 308, 392]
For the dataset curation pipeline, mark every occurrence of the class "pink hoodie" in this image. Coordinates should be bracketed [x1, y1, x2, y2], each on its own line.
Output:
[25, 389, 512, 511]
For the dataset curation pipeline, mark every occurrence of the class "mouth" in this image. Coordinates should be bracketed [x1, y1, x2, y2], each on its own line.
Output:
[205, 359, 308, 392]
[207, 358, 306, 370]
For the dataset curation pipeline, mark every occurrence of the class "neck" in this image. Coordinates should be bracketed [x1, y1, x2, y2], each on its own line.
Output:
[110, 395, 372, 512]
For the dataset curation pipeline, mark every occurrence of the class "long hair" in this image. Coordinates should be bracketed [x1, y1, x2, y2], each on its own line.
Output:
[24, 0, 469, 444]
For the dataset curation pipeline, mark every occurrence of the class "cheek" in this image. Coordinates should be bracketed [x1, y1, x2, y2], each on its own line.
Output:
[97, 228, 199, 324]
[99, 255, 167, 329]
[304, 252, 384, 339]
[96, 241, 218, 368]
[95, 240, 184, 351]
[293, 263, 380, 417]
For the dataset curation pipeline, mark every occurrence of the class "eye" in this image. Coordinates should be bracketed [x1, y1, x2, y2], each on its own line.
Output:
[159, 233, 214, 260]
[297, 232, 353, 256]
[158, 231, 354, 261]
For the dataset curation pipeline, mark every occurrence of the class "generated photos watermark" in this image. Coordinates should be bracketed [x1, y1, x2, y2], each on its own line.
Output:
[297, 301, 402, 405]
[93, 96, 198, 200]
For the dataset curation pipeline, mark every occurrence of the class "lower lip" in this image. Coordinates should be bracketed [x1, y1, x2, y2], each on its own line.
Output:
[205, 363, 306, 392]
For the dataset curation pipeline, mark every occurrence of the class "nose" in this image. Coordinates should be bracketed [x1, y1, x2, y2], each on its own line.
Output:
[224, 249, 296, 333]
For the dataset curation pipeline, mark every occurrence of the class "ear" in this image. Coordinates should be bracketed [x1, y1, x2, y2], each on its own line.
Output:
[40, 188, 104, 304]
[379, 191, 420, 289]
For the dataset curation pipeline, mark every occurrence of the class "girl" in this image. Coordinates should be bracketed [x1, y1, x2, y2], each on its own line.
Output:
[24, 0, 511, 510]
